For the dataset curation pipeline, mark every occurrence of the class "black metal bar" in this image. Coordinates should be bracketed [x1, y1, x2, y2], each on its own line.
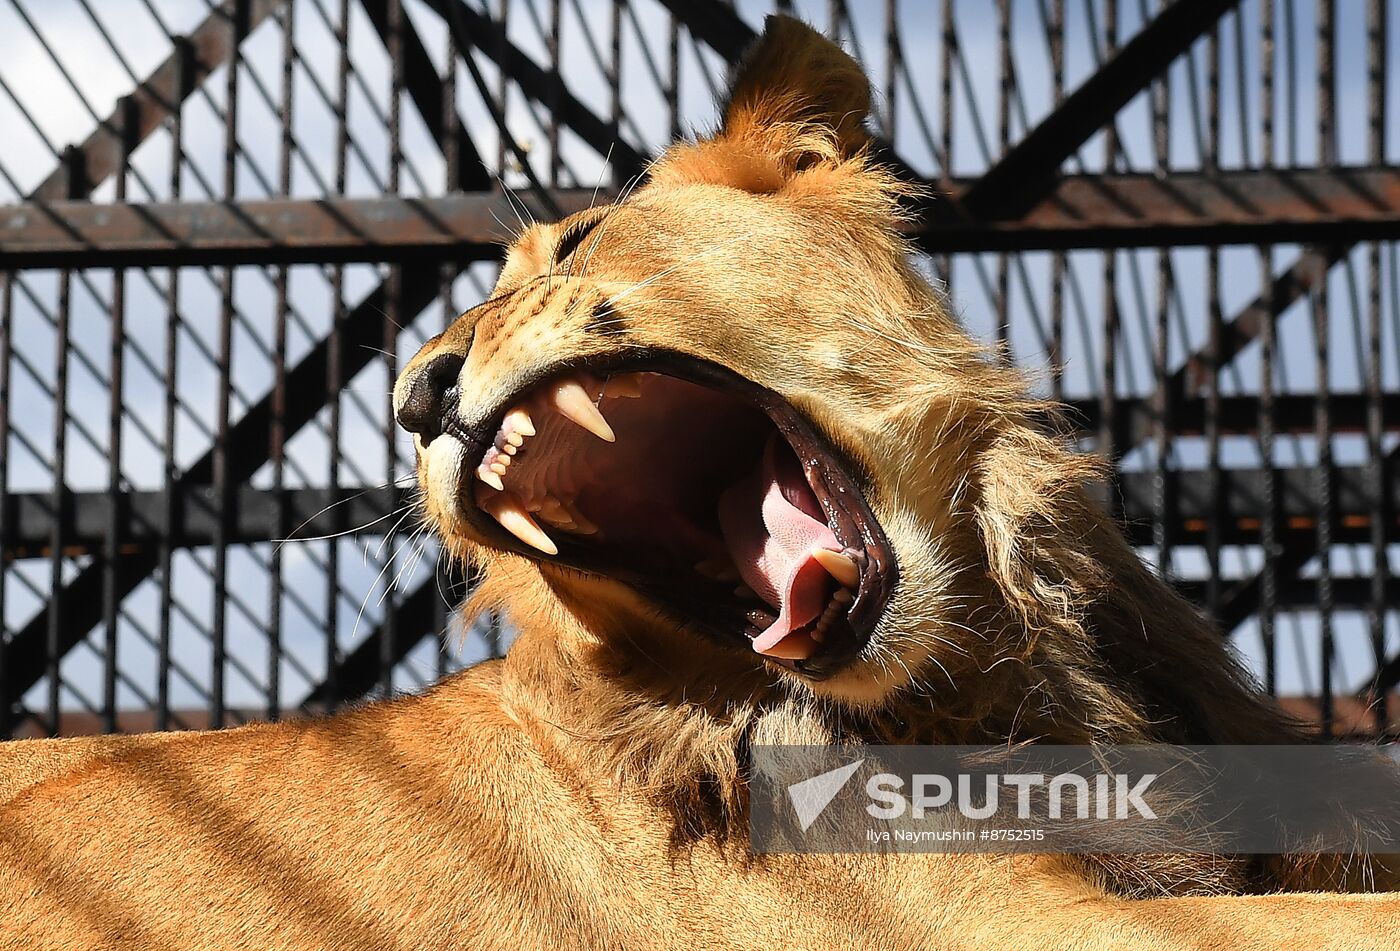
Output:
[1203, 20, 1223, 624]
[208, 0, 249, 731]
[101, 96, 136, 733]
[1314, 0, 1336, 738]
[0, 271, 11, 723]
[1256, 0, 1278, 695]
[1098, 0, 1120, 514]
[1363, 0, 1391, 734]
[381, 0, 405, 698]
[266, 0, 297, 723]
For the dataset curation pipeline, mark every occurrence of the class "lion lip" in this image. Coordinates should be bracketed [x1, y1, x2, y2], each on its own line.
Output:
[448, 351, 897, 679]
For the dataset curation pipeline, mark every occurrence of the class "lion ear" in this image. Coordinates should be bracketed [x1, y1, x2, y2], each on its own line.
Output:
[721, 15, 872, 158]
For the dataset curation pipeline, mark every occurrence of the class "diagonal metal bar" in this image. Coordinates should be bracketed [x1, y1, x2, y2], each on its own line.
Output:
[358, 0, 492, 192]
[953, 0, 1241, 220]
[419, 0, 646, 179]
[0, 266, 444, 727]
[299, 565, 473, 708]
[658, 0, 1239, 223]
[29, 0, 279, 201]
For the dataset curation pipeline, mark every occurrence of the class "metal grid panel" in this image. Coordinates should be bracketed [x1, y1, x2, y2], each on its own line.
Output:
[0, 0, 1396, 739]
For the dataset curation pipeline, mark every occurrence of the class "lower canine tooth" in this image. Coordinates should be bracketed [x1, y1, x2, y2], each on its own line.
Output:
[812, 548, 859, 587]
[552, 379, 616, 442]
[476, 466, 504, 491]
[483, 494, 558, 555]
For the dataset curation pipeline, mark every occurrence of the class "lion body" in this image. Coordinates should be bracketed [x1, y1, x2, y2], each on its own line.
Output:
[1, 654, 1395, 951]
[1, 15, 1397, 949]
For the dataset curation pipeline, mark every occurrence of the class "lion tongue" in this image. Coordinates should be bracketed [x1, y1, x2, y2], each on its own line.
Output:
[718, 434, 837, 658]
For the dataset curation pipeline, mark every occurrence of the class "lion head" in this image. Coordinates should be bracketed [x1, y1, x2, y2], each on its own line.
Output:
[395, 17, 1293, 751]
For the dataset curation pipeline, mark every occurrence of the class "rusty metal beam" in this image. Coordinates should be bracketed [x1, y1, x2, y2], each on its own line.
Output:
[5, 466, 1396, 559]
[0, 190, 601, 269]
[1064, 393, 1400, 446]
[10, 169, 1400, 268]
[922, 168, 1400, 253]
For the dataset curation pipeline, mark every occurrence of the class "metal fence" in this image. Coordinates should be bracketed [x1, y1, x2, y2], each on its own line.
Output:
[0, 0, 1395, 739]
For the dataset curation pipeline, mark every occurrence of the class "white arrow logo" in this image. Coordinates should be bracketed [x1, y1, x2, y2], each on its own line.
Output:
[786, 759, 865, 832]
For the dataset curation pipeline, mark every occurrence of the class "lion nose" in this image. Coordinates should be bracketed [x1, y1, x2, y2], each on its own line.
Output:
[395, 353, 465, 443]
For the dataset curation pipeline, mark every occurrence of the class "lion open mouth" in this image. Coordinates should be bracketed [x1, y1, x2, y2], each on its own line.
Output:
[445, 357, 895, 677]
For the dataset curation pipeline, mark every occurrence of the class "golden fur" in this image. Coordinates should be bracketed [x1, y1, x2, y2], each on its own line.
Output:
[0, 16, 1396, 949]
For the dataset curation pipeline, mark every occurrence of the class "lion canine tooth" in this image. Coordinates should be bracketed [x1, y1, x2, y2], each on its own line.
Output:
[505, 407, 536, 437]
[483, 494, 558, 555]
[476, 465, 505, 492]
[551, 379, 616, 442]
[811, 548, 859, 587]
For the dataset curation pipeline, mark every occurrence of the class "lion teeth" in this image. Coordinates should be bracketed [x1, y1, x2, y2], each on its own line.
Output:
[810, 592, 847, 642]
[811, 548, 859, 588]
[483, 493, 558, 555]
[832, 587, 853, 604]
[551, 378, 616, 442]
[476, 465, 505, 492]
[504, 407, 536, 437]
